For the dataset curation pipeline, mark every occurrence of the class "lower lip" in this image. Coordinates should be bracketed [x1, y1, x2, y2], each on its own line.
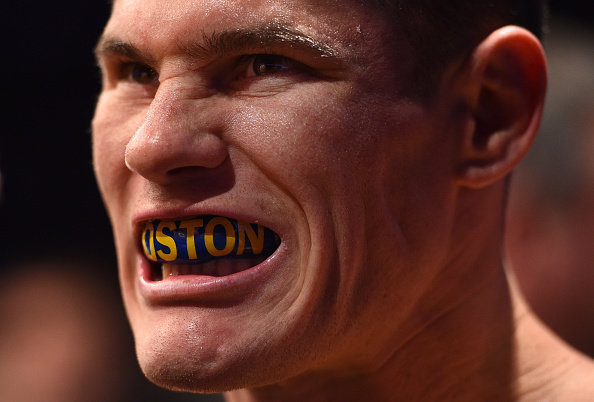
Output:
[137, 245, 286, 303]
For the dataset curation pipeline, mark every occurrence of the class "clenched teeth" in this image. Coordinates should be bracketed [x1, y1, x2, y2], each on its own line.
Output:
[161, 256, 267, 278]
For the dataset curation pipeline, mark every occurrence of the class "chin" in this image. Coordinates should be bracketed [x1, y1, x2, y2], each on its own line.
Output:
[136, 339, 303, 394]
[134, 325, 249, 392]
[139, 349, 240, 393]
[130, 308, 304, 394]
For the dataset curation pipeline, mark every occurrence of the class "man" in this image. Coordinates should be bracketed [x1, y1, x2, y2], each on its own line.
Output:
[92, 0, 594, 400]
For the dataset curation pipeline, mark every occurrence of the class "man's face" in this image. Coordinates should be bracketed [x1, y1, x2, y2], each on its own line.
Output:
[93, 0, 459, 392]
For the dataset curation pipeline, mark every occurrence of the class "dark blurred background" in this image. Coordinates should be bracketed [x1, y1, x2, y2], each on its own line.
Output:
[0, 1, 592, 401]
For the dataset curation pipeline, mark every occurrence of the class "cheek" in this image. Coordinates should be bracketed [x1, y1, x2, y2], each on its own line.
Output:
[226, 95, 415, 275]
[226, 89, 381, 182]
[92, 95, 147, 211]
[224, 93, 375, 263]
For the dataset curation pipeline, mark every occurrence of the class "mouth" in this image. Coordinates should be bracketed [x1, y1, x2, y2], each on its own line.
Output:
[141, 215, 281, 281]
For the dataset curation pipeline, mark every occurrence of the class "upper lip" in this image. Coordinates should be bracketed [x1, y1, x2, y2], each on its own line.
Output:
[132, 204, 274, 224]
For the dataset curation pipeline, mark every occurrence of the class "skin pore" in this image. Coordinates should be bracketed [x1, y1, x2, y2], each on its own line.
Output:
[92, 0, 594, 400]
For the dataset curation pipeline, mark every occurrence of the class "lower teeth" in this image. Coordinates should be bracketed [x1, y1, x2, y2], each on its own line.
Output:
[160, 256, 266, 278]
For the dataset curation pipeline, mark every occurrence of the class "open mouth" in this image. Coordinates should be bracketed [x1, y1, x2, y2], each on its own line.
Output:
[141, 215, 281, 281]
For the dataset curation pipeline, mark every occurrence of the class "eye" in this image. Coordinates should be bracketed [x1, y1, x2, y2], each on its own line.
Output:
[126, 63, 159, 85]
[246, 54, 297, 77]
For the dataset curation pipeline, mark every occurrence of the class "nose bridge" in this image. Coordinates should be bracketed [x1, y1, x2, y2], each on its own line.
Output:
[137, 76, 209, 141]
[125, 77, 228, 182]
[140, 80, 192, 138]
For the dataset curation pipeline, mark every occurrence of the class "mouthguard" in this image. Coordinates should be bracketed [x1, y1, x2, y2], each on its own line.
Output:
[141, 216, 279, 264]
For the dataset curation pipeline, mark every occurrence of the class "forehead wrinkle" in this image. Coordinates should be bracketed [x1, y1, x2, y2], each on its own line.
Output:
[178, 23, 339, 61]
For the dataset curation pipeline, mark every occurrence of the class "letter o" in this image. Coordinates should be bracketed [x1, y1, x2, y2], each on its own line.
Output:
[204, 217, 235, 257]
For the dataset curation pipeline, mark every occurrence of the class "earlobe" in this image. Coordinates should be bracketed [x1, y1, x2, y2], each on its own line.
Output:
[455, 26, 547, 189]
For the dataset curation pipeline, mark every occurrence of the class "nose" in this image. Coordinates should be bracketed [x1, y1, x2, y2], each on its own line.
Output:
[125, 80, 228, 184]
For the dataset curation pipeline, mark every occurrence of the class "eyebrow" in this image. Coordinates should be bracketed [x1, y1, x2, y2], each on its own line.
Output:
[94, 39, 157, 66]
[95, 23, 338, 65]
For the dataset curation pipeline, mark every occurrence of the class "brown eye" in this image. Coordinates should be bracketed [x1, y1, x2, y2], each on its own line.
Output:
[130, 63, 159, 84]
[251, 55, 295, 76]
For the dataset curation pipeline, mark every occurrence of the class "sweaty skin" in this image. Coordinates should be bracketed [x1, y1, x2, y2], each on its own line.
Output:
[93, 0, 594, 400]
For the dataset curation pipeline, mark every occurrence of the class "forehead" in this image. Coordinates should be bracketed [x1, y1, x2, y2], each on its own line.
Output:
[109, 0, 373, 27]
[105, 0, 397, 59]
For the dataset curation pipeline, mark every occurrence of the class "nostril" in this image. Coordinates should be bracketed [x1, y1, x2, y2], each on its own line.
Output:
[166, 165, 217, 178]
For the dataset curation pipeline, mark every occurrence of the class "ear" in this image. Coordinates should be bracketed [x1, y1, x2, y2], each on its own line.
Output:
[454, 26, 547, 188]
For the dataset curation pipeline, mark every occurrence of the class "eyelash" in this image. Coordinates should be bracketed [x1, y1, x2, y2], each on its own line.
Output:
[243, 54, 300, 77]
[120, 62, 159, 85]
[117, 54, 302, 86]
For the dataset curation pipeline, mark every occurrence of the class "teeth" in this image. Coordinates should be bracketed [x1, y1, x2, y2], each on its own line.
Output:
[201, 260, 217, 276]
[161, 264, 201, 277]
[180, 264, 192, 275]
[216, 260, 235, 276]
[234, 258, 256, 274]
[160, 257, 267, 279]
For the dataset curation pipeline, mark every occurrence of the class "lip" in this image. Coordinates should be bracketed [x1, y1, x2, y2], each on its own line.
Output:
[137, 246, 286, 303]
[132, 208, 287, 303]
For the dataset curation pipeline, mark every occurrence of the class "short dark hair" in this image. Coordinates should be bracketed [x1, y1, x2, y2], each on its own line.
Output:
[368, 0, 548, 98]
